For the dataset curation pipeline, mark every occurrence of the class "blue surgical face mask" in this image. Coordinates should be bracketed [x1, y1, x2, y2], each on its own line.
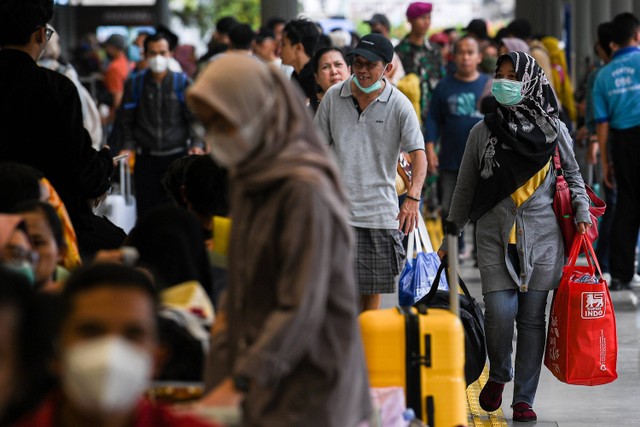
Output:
[7, 261, 35, 286]
[354, 65, 387, 94]
[491, 78, 524, 106]
[128, 45, 142, 63]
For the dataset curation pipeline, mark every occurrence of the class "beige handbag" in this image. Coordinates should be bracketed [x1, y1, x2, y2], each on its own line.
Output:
[395, 152, 412, 195]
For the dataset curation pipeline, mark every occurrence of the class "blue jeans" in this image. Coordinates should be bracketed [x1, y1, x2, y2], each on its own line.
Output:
[483, 289, 549, 406]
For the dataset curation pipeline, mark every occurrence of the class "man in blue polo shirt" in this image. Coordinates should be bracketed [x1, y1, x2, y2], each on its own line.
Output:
[593, 12, 640, 291]
[314, 33, 427, 311]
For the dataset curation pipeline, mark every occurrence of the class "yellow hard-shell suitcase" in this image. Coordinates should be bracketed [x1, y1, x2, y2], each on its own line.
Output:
[359, 306, 467, 426]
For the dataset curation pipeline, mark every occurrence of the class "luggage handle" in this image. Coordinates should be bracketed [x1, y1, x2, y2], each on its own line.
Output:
[445, 221, 460, 317]
[396, 305, 424, 418]
[418, 217, 470, 311]
[115, 153, 133, 205]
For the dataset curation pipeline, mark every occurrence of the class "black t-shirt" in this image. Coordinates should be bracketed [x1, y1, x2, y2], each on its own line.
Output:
[291, 60, 318, 110]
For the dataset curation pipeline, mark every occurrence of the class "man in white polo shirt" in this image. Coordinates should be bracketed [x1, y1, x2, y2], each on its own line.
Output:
[314, 33, 427, 311]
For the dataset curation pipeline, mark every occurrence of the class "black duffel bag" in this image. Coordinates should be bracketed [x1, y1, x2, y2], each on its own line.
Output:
[416, 259, 486, 386]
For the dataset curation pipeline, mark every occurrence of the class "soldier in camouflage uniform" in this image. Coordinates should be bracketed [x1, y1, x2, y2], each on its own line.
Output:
[395, 2, 445, 133]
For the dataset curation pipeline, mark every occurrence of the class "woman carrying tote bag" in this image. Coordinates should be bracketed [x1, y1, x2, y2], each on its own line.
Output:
[438, 51, 591, 422]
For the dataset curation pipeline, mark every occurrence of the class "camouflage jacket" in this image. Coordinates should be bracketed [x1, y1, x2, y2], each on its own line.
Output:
[395, 37, 445, 130]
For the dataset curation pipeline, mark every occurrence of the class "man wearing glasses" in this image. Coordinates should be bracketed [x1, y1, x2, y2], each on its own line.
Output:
[314, 33, 427, 311]
[0, 0, 122, 259]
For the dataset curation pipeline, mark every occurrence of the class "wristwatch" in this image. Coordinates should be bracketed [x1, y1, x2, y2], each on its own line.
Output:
[232, 375, 250, 393]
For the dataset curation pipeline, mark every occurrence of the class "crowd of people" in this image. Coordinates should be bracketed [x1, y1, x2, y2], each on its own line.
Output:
[1, 0, 640, 425]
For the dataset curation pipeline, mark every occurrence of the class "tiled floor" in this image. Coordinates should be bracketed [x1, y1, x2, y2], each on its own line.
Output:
[382, 256, 640, 427]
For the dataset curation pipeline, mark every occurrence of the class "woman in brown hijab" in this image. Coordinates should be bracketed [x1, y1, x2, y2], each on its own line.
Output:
[187, 54, 371, 427]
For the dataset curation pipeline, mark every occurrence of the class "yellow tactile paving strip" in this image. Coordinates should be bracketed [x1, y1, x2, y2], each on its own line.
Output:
[467, 366, 508, 427]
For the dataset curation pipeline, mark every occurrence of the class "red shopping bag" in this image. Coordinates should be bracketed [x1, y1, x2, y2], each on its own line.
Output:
[544, 234, 618, 385]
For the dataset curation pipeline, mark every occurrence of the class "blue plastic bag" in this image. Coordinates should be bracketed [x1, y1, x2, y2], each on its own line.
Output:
[398, 216, 448, 306]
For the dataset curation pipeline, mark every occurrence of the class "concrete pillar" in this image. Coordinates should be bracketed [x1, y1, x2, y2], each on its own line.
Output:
[514, 0, 526, 20]
[515, 0, 535, 23]
[157, 0, 171, 27]
[515, 0, 549, 36]
[547, 0, 564, 38]
[531, 0, 547, 35]
[262, 0, 298, 23]
[591, 0, 611, 30]
[566, 0, 577, 79]
[534, 0, 549, 36]
[51, 4, 76, 61]
[513, 0, 563, 40]
[574, 0, 593, 83]
[611, 0, 634, 16]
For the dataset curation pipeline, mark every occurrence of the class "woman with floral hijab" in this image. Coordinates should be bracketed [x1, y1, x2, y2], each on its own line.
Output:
[439, 52, 591, 422]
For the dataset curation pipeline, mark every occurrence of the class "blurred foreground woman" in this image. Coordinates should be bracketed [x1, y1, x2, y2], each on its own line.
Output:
[187, 55, 371, 427]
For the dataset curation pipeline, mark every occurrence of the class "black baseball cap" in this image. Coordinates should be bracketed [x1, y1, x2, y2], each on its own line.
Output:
[348, 33, 394, 63]
[366, 13, 391, 31]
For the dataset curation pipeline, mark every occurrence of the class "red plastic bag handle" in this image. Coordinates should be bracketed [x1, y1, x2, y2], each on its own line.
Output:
[566, 233, 603, 277]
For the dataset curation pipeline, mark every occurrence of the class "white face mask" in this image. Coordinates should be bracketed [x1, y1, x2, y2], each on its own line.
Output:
[205, 127, 254, 168]
[204, 95, 276, 168]
[148, 55, 169, 74]
[62, 336, 152, 415]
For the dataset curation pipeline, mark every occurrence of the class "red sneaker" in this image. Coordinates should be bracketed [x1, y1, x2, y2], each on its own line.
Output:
[479, 380, 504, 412]
[512, 402, 537, 422]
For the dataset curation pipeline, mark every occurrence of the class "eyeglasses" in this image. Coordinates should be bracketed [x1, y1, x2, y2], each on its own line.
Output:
[34, 26, 54, 42]
[45, 27, 54, 41]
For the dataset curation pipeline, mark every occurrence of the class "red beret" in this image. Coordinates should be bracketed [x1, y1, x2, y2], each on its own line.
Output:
[429, 32, 449, 46]
[406, 2, 433, 20]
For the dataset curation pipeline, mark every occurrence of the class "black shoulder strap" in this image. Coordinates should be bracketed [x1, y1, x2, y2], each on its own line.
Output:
[173, 71, 188, 104]
[419, 256, 473, 306]
[553, 146, 563, 175]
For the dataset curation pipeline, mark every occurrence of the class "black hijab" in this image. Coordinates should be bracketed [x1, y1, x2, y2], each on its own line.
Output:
[470, 51, 559, 221]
